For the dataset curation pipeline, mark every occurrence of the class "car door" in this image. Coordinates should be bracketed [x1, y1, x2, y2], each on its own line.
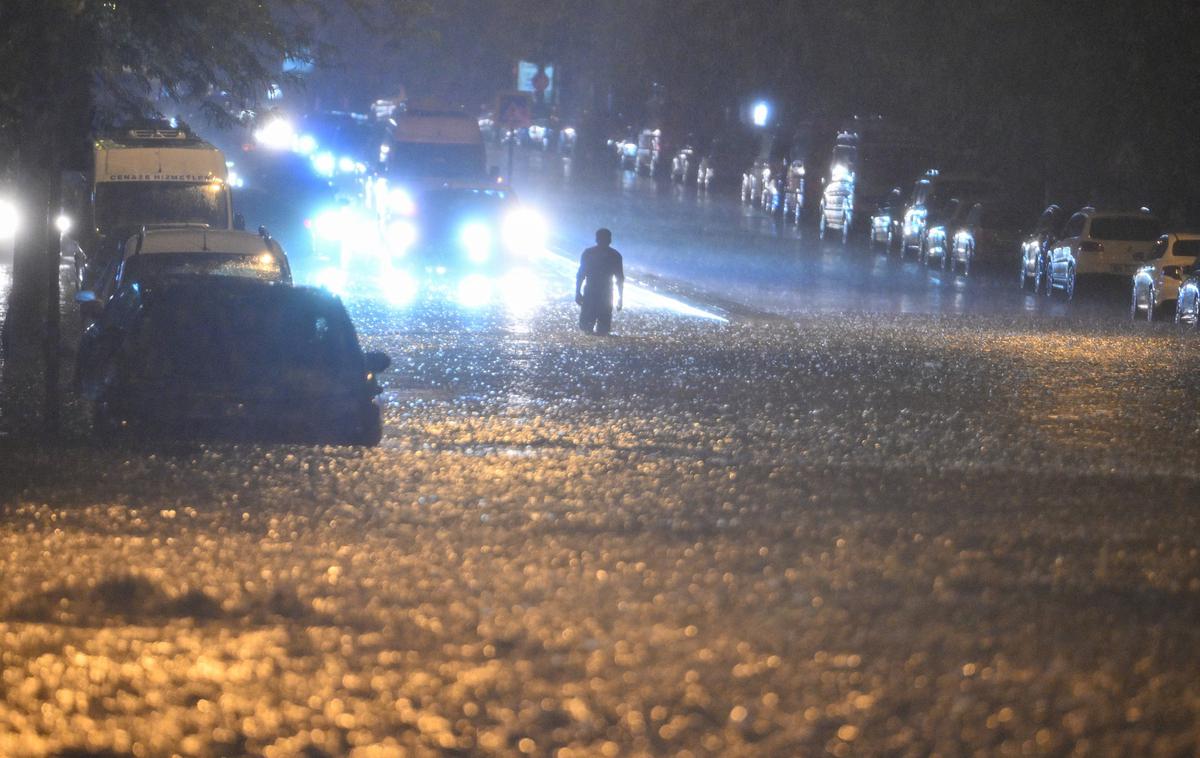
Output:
[1052, 213, 1086, 280]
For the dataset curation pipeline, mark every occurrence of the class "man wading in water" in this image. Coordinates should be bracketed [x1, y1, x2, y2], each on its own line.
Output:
[575, 228, 625, 336]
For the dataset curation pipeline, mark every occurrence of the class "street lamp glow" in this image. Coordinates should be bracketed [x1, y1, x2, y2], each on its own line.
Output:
[752, 101, 770, 127]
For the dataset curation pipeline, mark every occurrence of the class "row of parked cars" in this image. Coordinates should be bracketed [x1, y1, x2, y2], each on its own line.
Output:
[865, 170, 1200, 322]
[74, 226, 391, 444]
[1016, 204, 1200, 321]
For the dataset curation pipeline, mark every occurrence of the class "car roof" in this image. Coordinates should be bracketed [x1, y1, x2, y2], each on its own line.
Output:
[1072, 207, 1156, 219]
[122, 229, 282, 260]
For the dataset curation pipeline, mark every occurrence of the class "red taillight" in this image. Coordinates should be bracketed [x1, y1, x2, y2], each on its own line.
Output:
[1080, 240, 1103, 253]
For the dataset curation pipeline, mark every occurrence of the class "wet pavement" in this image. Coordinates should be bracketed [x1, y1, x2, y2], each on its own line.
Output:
[1, 149, 1199, 756]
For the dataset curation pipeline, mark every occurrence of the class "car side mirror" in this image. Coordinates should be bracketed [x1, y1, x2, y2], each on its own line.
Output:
[233, 212, 246, 231]
[364, 351, 391, 375]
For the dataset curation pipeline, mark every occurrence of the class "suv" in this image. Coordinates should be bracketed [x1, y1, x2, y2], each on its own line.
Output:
[1045, 208, 1161, 299]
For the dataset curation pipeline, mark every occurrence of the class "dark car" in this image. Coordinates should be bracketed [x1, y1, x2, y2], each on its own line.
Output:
[1019, 204, 1065, 293]
[948, 201, 1027, 276]
[921, 198, 968, 268]
[697, 132, 756, 191]
[76, 278, 390, 445]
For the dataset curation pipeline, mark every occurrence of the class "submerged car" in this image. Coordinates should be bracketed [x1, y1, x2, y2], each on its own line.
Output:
[76, 227, 292, 323]
[1132, 233, 1200, 321]
[77, 278, 390, 445]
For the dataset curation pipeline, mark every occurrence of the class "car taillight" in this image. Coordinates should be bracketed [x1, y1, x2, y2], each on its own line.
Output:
[1162, 266, 1183, 280]
[1079, 240, 1103, 253]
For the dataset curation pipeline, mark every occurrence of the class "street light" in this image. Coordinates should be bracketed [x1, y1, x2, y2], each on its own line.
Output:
[752, 101, 770, 128]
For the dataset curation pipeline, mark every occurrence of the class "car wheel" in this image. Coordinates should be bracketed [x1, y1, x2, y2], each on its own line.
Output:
[1040, 261, 1054, 297]
[841, 219, 850, 245]
[1065, 267, 1076, 300]
[1130, 285, 1141, 320]
[1147, 288, 1157, 322]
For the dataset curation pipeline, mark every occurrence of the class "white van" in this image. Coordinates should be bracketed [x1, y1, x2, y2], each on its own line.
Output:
[65, 123, 236, 291]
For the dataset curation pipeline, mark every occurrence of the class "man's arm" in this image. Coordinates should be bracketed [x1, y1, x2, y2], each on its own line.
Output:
[615, 254, 625, 310]
[575, 253, 586, 304]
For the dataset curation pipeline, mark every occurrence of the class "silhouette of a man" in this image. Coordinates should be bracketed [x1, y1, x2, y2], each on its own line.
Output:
[575, 228, 624, 335]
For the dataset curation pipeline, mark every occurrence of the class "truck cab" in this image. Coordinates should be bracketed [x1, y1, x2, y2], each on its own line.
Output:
[67, 123, 234, 293]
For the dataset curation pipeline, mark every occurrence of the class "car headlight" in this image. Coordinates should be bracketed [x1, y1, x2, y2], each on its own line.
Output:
[313, 209, 343, 241]
[383, 267, 419, 305]
[0, 199, 18, 239]
[388, 188, 416, 216]
[337, 156, 356, 174]
[457, 274, 493, 307]
[386, 220, 418, 254]
[460, 222, 493, 263]
[502, 208, 547, 254]
[313, 152, 336, 177]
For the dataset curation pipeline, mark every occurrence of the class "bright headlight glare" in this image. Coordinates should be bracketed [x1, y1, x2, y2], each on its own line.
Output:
[502, 208, 547, 254]
[295, 134, 318, 155]
[55, 214, 72, 234]
[314, 266, 348, 295]
[313, 209, 342, 241]
[388, 188, 416, 216]
[383, 268, 419, 305]
[313, 152, 336, 177]
[460, 222, 492, 263]
[0, 200, 18, 239]
[386, 220, 418, 252]
[457, 274, 493, 308]
[338, 156, 356, 174]
[254, 119, 295, 150]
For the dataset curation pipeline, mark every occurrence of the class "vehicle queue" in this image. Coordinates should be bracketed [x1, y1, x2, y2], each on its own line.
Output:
[645, 114, 1195, 324]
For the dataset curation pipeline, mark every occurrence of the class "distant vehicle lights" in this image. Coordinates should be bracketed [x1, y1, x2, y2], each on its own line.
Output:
[253, 118, 296, 151]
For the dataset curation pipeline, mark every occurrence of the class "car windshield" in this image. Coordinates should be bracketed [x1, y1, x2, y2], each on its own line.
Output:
[95, 182, 228, 233]
[123, 253, 285, 284]
[417, 188, 512, 225]
[386, 142, 486, 180]
[980, 204, 1026, 230]
[130, 289, 358, 385]
[1089, 216, 1161, 241]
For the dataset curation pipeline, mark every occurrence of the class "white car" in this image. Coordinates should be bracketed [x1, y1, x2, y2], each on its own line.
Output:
[1131, 233, 1200, 321]
[1046, 208, 1161, 298]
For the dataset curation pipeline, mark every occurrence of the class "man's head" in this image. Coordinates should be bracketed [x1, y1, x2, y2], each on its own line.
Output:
[595, 228, 612, 246]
